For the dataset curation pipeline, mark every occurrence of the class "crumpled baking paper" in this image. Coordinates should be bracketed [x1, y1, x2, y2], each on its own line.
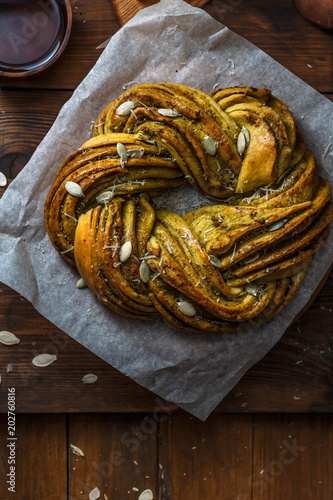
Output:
[0, 0, 332, 420]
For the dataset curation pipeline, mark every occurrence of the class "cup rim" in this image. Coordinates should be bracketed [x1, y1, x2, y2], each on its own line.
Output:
[0, 0, 73, 78]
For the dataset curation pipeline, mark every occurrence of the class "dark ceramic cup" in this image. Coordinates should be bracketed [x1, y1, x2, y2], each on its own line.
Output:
[0, 0, 72, 77]
[294, 0, 333, 30]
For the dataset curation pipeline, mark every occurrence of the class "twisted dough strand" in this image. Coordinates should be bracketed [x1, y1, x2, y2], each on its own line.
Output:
[45, 84, 333, 333]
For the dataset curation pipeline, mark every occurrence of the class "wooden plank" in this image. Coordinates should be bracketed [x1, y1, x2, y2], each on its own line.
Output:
[0, 0, 332, 92]
[205, 0, 333, 94]
[0, 283, 175, 413]
[68, 413, 158, 499]
[158, 413, 253, 499]
[0, 413, 67, 499]
[1, 412, 331, 498]
[0, 272, 331, 413]
[252, 414, 333, 499]
[0, 90, 72, 182]
[112, 0, 210, 26]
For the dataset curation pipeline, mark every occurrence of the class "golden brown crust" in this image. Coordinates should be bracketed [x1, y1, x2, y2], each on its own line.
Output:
[44, 83, 333, 333]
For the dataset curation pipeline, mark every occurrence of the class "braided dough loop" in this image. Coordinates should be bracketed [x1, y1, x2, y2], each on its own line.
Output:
[44, 84, 333, 333]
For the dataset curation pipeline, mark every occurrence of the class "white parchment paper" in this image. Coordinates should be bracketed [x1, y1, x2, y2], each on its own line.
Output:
[0, 0, 332, 420]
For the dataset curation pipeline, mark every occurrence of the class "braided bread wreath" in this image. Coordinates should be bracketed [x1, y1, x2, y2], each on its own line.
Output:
[44, 83, 333, 334]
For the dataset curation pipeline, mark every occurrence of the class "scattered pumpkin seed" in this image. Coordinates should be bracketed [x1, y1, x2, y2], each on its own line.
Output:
[139, 490, 154, 500]
[178, 300, 196, 317]
[0, 172, 7, 187]
[209, 255, 222, 268]
[117, 142, 128, 164]
[127, 148, 145, 158]
[267, 218, 288, 232]
[76, 277, 87, 289]
[237, 131, 246, 156]
[70, 444, 85, 457]
[32, 353, 57, 368]
[245, 282, 259, 296]
[96, 190, 114, 204]
[139, 260, 150, 283]
[119, 241, 132, 262]
[0, 331, 20, 345]
[203, 135, 217, 155]
[89, 487, 101, 500]
[241, 126, 250, 144]
[65, 181, 84, 197]
[116, 100, 137, 116]
[243, 252, 260, 265]
[158, 108, 182, 117]
[81, 373, 98, 384]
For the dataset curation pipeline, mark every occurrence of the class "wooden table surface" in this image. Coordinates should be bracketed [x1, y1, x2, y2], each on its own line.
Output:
[0, 0, 333, 498]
